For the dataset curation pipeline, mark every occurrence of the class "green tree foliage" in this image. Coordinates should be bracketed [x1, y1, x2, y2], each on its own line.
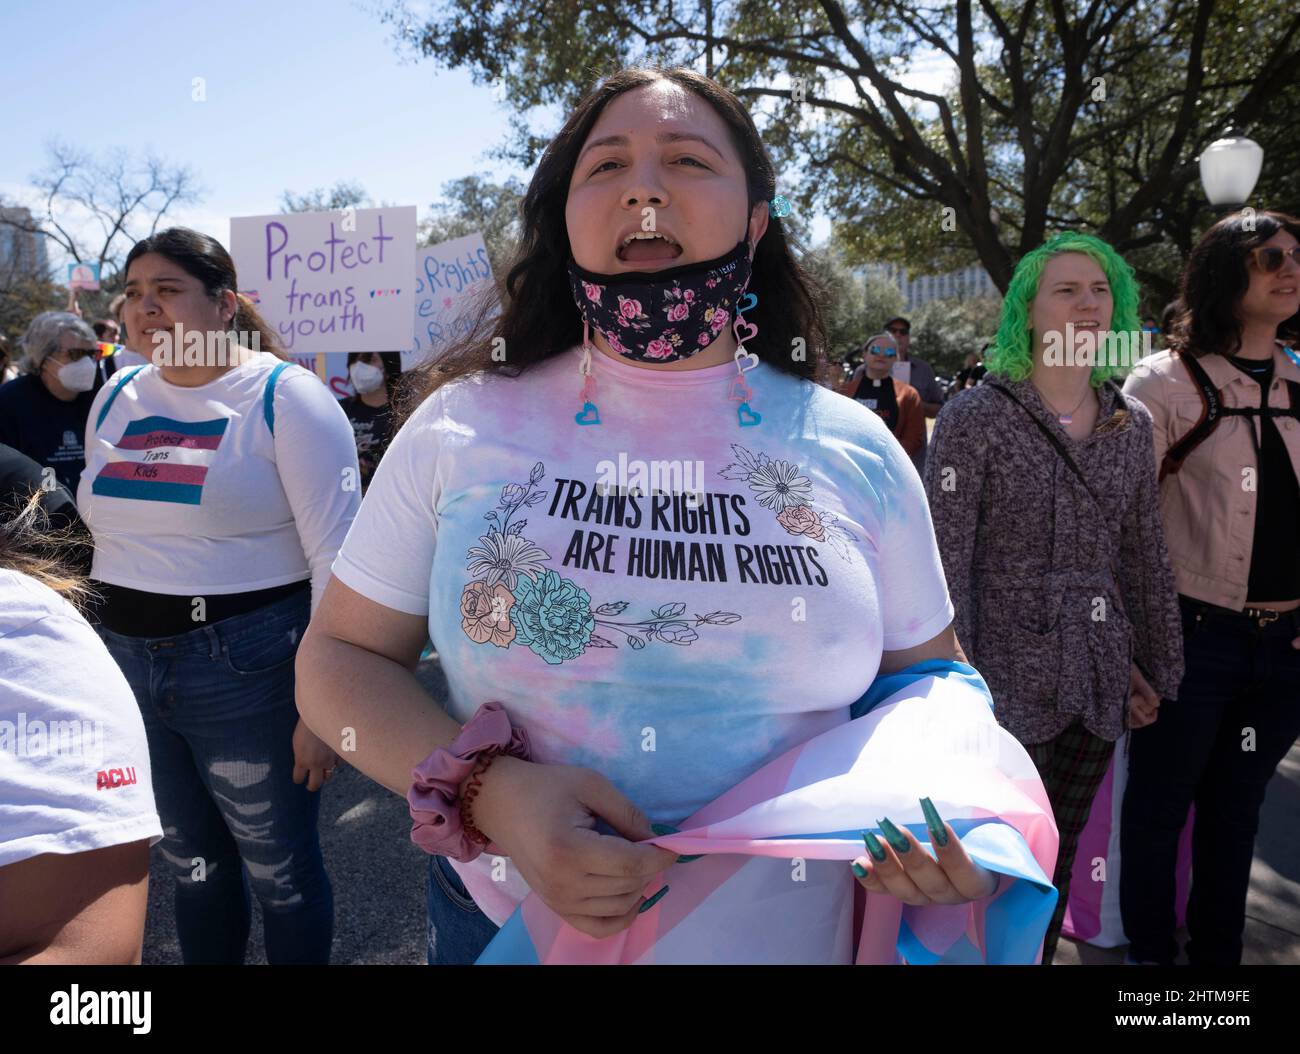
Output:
[419, 173, 525, 283]
[280, 180, 371, 213]
[908, 295, 1003, 377]
[379, 0, 1300, 306]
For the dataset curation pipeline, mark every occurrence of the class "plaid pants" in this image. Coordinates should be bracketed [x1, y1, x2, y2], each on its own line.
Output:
[1023, 721, 1116, 964]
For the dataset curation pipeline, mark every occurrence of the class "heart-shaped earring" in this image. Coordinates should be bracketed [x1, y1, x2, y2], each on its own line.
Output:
[737, 292, 758, 315]
[729, 310, 761, 427]
[727, 374, 753, 402]
[574, 320, 602, 426]
[733, 318, 759, 346]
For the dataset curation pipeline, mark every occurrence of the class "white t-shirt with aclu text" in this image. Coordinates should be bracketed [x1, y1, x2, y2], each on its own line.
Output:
[0, 569, 162, 867]
[333, 346, 953, 927]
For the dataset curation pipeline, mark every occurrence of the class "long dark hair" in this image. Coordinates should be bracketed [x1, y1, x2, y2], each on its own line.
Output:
[397, 66, 828, 423]
[124, 228, 287, 360]
[1171, 210, 1300, 358]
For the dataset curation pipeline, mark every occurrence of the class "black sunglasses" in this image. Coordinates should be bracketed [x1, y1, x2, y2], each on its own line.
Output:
[1248, 246, 1300, 273]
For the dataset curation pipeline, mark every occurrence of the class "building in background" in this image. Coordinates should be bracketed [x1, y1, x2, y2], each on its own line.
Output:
[0, 207, 51, 281]
[865, 261, 998, 310]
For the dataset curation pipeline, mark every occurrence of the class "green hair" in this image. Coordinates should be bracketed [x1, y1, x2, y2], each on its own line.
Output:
[986, 231, 1142, 385]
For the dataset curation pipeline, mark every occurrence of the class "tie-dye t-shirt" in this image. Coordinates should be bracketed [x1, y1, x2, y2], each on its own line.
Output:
[332, 345, 953, 925]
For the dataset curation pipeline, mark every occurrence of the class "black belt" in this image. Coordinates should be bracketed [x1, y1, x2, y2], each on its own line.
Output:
[87, 578, 309, 637]
[1178, 594, 1300, 632]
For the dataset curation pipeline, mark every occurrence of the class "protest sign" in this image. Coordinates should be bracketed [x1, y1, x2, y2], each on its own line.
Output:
[405, 232, 499, 371]
[230, 206, 416, 355]
[68, 262, 101, 290]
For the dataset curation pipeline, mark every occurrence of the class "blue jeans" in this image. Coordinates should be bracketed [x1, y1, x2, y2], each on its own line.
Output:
[1121, 598, 1300, 965]
[98, 590, 334, 964]
[425, 854, 499, 964]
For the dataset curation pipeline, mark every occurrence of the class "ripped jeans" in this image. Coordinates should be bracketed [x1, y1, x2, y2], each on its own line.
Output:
[98, 590, 333, 964]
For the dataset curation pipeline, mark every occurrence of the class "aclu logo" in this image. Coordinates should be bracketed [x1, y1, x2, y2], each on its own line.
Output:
[96, 765, 140, 790]
[50, 986, 150, 1034]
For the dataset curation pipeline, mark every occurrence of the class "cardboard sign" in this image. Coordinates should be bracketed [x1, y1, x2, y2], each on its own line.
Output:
[230, 206, 416, 354]
[67, 262, 101, 290]
[404, 232, 499, 371]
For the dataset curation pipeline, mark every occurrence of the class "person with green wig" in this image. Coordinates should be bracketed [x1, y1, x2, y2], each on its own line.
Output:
[923, 231, 1186, 963]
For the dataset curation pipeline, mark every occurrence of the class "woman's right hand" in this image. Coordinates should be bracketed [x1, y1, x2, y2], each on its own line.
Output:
[468, 755, 680, 939]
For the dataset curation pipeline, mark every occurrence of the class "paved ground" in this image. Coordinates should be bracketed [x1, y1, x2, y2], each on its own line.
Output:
[142, 654, 1300, 964]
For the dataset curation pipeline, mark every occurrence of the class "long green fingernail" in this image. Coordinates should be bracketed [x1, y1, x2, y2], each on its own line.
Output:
[651, 822, 701, 862]
[861, 829, 887, 862]
[920, 797, 949, 847]
[877, 816, 910, 854]
[851, 861, 868, 878]
[638, 885, 670, 913]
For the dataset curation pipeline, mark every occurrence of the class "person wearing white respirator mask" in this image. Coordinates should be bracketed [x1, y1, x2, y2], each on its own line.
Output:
[0, 312, 104, 495]
[338, 352, 401, 492]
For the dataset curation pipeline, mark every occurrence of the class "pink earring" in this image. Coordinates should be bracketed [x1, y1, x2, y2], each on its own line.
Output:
[730, 293, 761, 427]
[575, 320, 601, 426]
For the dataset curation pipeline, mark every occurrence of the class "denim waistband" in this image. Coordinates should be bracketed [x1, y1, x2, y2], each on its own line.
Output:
[96, 586, 310, 657]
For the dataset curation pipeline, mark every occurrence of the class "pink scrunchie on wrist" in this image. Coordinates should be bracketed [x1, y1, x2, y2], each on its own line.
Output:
[407, 701, 531, 863]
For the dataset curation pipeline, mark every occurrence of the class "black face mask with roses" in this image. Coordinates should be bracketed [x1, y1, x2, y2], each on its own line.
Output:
[567, 238, 753, 363]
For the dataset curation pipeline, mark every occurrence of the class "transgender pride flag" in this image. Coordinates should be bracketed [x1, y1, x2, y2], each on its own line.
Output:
[92, 415, 228, 506]
[479, 661, 1059, 965]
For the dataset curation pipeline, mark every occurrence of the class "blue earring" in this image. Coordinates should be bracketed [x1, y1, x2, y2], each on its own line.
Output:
[575, 321, 601, 426]
[731, 293, 761, 427]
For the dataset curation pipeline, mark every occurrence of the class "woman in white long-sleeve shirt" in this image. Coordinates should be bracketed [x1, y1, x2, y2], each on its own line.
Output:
[77, 228, 361, 964]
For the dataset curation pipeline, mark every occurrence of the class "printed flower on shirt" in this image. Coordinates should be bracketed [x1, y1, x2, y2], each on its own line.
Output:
[465, 529, 550, 591]
[461, 462, 741, 661]
[776, 504, 826, 541]
[465, 470, 552, 590]
[746, 459, 813, 511]
[509, 569, 595, 664]
[719, 443, 856, 561]
[460, 581, 516, 647]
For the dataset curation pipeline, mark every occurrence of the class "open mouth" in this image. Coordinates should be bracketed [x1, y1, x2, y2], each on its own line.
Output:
[616, 231, 683, 264]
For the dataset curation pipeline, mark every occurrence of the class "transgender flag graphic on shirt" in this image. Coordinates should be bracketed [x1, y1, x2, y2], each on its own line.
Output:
[91, 415, 228, 505]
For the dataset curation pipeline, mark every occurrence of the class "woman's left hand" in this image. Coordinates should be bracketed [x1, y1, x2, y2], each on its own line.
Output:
[852, 807, 999, 906]
[293, 718, 341, 792]
[1127, 663, 1161, 729]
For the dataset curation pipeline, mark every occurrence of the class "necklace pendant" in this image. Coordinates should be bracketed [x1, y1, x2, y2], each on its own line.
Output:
[1058, 413, 1073, 426]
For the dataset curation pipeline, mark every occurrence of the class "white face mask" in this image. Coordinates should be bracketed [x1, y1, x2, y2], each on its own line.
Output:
[56, 355, 98, 392]
[349, 361, 385, 394]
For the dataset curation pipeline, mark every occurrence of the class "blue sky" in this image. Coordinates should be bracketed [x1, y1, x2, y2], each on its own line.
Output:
[2, 1, 943, 266]
[1, 0, 526, 254]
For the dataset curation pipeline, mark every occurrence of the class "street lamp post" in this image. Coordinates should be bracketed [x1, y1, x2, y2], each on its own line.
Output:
[1199, 130, 1264, 212]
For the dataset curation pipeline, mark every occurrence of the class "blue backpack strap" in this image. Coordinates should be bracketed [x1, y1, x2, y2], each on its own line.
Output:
[263, 361, 292, 435]
[95, 364, 147, 431]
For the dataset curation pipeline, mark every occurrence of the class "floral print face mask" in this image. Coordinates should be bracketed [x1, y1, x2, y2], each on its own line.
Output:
[567, 238, 753, 363]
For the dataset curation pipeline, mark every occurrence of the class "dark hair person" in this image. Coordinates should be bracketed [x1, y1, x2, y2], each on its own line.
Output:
[339, 351, 402, 491]
[925, 231, 1185, 964]
[296, 67, 1053, 965]
[76, 227, 361, 964]
[1121, 209, 1300, 965]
